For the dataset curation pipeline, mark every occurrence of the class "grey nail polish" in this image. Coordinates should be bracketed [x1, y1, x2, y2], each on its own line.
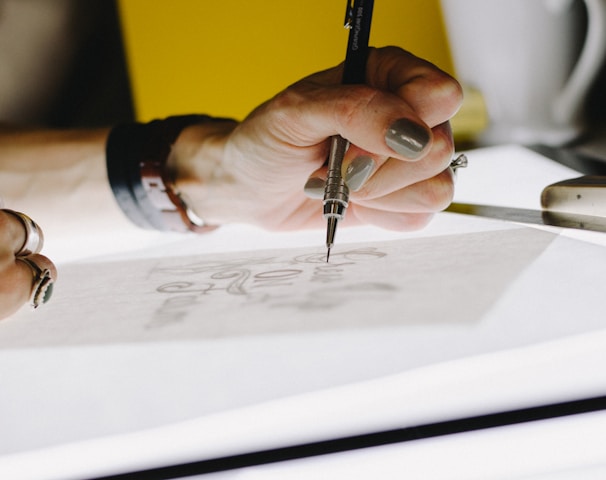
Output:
[303, 177, 325, 199]
[385, 118, 430, 159]
[344, 156, 375, 191]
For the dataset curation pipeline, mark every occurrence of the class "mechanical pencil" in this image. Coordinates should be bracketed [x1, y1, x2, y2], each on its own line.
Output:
[323, 0, 374, 262]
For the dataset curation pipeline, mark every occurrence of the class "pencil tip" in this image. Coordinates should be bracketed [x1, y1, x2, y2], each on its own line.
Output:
[325, 217, 338, 263]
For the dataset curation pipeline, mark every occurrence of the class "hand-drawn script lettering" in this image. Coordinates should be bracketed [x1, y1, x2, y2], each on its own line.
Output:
[148, 247, 395, 329]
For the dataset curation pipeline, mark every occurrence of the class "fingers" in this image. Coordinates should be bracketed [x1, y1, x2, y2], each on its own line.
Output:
[351, 122, 454, 200]
[0, 254, 56, 320]
[225, 46, 462, 232]
[353, 168, 455, 214]
[0, 210, 56, 320]
[304, 121, 455, 219]
[349, 205, 435, 232]
[273, 80, 433, 162]
[0, 209, 45, 255]
[16, 254, 56, 307]
[303, 148, 377, 199]
[365, 46, 463, 128]
[288, 46, 462, 163]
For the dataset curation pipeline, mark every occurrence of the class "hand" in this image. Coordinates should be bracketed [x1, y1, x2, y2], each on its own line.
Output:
[174, 46, 463, 231]
[0, 209, 56, 320]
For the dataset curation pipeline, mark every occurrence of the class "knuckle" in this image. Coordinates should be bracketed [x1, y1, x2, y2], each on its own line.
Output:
[433, 74, 464, 110]
[268, 86, 306, 121]
[333, 85, 380, 130]
[417, 69, 463, 113]
[403, 75, 464, 127]
[428, 132, 455, 171]
[422, 171, 455, 211]
[272, 84, 304, 110]
[28, 254, 57, 279]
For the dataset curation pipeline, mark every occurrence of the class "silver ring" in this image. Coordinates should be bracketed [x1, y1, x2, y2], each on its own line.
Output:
[2, 209, 44, 256]
[450, 154, 468, 171]
[16, 257, 54, 309]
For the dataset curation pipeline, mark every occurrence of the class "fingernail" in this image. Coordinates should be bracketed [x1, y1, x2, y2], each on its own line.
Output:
[344, 156, 375, 191]
[385, 118, 430, 159]
[303, 177, 325, 199]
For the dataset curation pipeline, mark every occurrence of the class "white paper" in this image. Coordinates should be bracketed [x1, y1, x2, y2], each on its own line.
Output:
[0, 227, 563, 346]
[2, 146, 606, 479]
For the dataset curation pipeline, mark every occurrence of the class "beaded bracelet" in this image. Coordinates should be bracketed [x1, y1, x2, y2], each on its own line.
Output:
[106, 115, 223, 233]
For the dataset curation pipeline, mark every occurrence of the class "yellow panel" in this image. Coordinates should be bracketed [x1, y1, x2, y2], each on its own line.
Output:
[117, 0, 453, 122]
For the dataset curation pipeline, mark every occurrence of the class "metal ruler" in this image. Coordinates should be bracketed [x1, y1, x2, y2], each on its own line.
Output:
[446, 202, 606, 233]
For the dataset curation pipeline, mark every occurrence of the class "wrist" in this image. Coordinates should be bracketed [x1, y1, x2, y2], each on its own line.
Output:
[171, 120, 242, 226]
[106, 115, 236, 233]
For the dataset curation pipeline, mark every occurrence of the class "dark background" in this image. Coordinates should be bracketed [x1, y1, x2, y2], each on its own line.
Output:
[44, 0, 134, 128]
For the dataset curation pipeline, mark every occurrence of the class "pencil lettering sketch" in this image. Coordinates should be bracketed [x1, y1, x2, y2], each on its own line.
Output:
[149, 247, 393, 329]
[0, 228, 560, 346]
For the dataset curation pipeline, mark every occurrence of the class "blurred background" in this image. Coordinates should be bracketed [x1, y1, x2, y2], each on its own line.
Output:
[0, 0, 132, 127]
[0, 0, 451, 124]
[117, 0, 453, 121]
[2, 0, 605, 148]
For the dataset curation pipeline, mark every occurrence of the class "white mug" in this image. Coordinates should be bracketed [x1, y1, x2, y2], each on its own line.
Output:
[441, 0, 606, 146]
